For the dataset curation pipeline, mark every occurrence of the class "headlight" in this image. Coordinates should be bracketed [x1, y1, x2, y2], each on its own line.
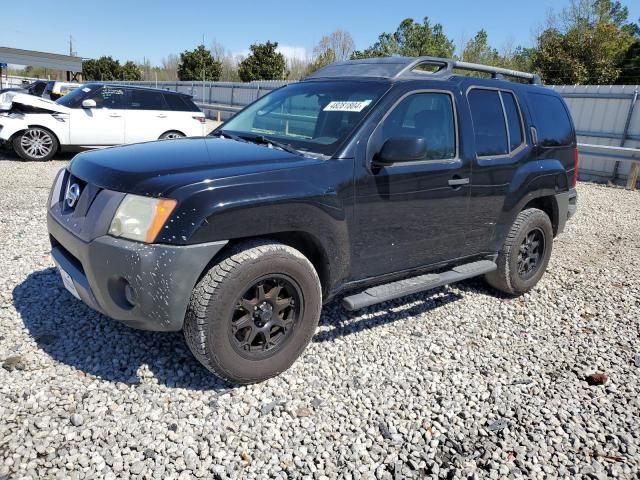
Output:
[109, 194, 177, 243]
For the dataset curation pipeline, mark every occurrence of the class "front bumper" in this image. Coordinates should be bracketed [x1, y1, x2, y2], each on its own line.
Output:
[48, 213, 227, 331]
[554, 188, 578, 234]
[46, 169, 227, 331]
[0, 116, 25, 142]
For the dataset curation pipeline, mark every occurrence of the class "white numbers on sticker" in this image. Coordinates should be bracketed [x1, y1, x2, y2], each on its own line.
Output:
[323, 100, 372, 112]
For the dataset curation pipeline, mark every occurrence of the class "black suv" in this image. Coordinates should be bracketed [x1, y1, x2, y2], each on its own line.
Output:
[47, 57, 578, 383]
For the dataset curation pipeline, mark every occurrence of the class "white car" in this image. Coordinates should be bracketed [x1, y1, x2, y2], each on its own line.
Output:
[42, 81, 81, 101]
[0, 84, 206, 161]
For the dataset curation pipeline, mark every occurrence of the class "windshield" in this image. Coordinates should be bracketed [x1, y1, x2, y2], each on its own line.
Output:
[56, 85, 95, 108]
[218, 81, 390, 157]
[28, 81, 47, 96]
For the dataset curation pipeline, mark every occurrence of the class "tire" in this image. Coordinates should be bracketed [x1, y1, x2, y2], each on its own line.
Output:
[485, 208, 553, 295]
[184, 240, 322, 384]
[12, 127, 58, 161]
[159, 131, 185, 140]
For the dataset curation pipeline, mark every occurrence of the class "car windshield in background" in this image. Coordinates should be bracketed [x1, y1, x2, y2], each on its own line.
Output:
[55, 86, 93, 107]
[217, 81, 390, 157]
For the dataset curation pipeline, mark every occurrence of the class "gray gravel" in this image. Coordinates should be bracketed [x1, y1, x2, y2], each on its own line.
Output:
[1, 152, 639, 479]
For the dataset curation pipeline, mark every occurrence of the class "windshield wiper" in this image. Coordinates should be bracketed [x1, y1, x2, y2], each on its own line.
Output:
[239, 134, 303, 156]
[210, 130, 247, 143]
[211, 130, 303, 156]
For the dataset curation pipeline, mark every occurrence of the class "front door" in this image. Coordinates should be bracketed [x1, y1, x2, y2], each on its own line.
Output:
[69, 86, 126, 146]
[352, 90, 471, 279]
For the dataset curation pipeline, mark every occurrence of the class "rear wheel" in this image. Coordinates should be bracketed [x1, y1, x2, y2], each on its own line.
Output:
[13, 127, 58, 161]
[183, 240, 322, 384]
[159, 131, 185, 140]
[485, 208, 553, 295]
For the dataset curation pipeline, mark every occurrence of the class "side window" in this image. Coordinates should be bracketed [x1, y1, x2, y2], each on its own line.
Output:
[501, 92, 523, 150]
[381, 92, 456, 160]
[529, 93, 573, 147]
[87, 87, 126, 109]
[129, 89, 167, 110]
[468, 89, 508, 157]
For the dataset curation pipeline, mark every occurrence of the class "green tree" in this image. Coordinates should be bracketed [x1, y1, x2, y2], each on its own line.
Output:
[238, 41, 287, 82]
[351, 17, 455, 59]
[532, 0, 636, 84]
[307, 48, 336, 75]
[121, 61, 142, 81]
[617, 39, 640, 83]
[460, 30, 500, 65]
[82, 56, 122, 81]
[177, 45, 222, 81]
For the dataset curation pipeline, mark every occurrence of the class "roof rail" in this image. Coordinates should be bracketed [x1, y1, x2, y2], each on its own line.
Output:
[304, 56, 543, 84]
[396, 57, 542, 84]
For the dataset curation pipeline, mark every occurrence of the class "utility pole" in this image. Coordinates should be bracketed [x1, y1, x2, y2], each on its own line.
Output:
[202, 34, 206, 103]
[68, 34, 75, 81]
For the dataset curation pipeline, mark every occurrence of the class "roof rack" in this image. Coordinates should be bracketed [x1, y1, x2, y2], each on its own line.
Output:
[306, 56, 542, 85]
[399, 57, 542, 84]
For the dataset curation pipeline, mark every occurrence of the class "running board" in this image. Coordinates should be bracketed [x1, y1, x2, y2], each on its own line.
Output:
[342, 260, 497, 311]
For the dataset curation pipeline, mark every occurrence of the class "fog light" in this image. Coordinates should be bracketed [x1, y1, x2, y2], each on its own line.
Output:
[124, 282, 137, 306]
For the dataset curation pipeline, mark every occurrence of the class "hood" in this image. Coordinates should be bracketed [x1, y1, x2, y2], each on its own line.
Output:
[0, 88, 26, 94]
[0, 91, 22, 110]
[70, 137, 323, 197]
[9, 93, 70, 114]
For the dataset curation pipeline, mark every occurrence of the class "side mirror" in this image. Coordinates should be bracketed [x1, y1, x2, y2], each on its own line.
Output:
[373, 137, 427, 166]
[81, 99, 96, 109]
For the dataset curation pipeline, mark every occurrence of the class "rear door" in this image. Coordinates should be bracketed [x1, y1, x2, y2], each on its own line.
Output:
[69, 86, 126, 146]
[463, 87, 532, 254]
[124, 88, 170, 143]
[352, 88, 471, 279]
[164, 93, 205, 136]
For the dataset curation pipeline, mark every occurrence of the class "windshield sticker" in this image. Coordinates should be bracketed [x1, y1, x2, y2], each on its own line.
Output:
[323, 100, 372, 112]
[103, 88, 124, 97]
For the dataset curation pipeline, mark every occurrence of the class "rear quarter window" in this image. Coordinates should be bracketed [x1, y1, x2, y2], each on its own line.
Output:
[529, 93, 574, 147]
[164, 93, 189, 111]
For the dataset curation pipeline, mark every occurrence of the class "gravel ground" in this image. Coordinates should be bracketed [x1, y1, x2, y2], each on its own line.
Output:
[1, 152, 639, 480]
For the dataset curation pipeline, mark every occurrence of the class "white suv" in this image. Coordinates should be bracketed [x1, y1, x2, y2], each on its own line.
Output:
[0, 84, 206, 161]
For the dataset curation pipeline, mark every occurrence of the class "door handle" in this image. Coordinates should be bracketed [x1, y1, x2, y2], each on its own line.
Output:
[157, 114, 168, 118]
[448, 177, 469, 187]
[109, 113, 122, 118]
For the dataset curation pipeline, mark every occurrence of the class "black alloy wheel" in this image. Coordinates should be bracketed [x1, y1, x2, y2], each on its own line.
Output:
[230, 275, 302, 359]
[517, 227, 546, 280]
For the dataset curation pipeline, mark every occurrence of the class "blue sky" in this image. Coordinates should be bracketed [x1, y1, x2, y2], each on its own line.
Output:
[2, 0, 639, 65]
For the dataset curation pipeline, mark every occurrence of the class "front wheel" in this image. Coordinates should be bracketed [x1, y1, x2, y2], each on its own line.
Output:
[485, 208, 553, 295]
[13, 127, 58, 161]
[183, 240, 322, 384]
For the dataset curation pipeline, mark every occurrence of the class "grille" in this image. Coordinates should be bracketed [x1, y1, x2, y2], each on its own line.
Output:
[63, 175, 101, 217]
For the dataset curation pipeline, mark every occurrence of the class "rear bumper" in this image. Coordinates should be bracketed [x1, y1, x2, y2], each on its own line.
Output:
[47, 212, 227, 331]
[554, 188, 578, 234]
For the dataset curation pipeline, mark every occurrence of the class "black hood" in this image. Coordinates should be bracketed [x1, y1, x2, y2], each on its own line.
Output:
[70, 137, 321, 197]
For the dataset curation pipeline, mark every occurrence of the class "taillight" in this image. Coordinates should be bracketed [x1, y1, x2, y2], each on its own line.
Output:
[572, 147, 579, 187]
[193, 116, 206, 124]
